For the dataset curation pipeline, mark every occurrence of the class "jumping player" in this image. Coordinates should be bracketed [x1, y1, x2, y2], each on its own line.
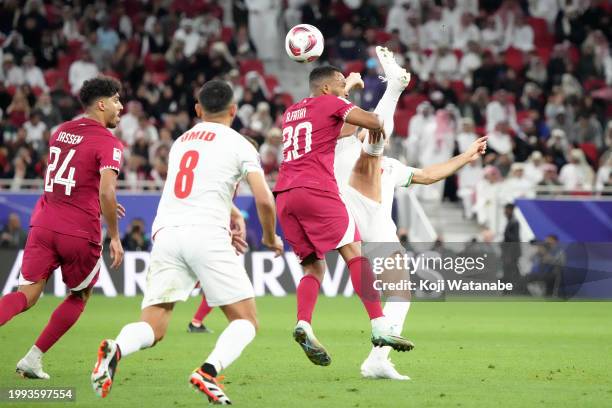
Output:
[275, 66, 414, 368]
[0, 76, 125, 379]
[90, 80, 283, 405]
[335, 47, 488, 379]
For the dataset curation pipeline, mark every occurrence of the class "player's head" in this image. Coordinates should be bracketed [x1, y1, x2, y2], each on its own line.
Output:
[79, 76, 123, 128]
[195, 79, 237, 124]
[309, 66, 346, 97]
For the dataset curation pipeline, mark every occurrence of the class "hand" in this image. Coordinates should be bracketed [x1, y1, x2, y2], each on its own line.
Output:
[230, 212, 246, 241]
[368, 127, 386, 145]
[345, 72, 364, 92]
[231, 232, 249, 255]
[262, 234, 284, 257]
[116, 203, 126, 219]
[467, 136, 488, 162]
[109, 237, 124, 269]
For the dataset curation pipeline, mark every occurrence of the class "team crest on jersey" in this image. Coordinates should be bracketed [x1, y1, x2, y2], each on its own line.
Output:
[113, 148, 122, 162]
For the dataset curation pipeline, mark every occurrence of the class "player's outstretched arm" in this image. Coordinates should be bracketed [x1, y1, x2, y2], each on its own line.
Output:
[412, 136, 488, 185]
[246, 172, 283, 256]
[100, 169, 124, 268]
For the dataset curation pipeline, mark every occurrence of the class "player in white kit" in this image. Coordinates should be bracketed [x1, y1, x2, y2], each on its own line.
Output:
[336, 47, 488, 380]
[90, 80, 283, 405]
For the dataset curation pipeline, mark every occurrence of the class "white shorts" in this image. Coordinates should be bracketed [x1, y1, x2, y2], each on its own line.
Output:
[342, 186, 399, 243]
[141, 225, 254, 309]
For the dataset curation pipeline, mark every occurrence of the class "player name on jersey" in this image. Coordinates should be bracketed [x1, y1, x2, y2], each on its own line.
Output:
[285, 108, 307, 123]
[179, 130, 216, 142]
[56, 131, 84, 145]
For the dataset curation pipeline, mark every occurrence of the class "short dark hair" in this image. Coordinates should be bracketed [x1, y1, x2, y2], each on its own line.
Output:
[79, 76, 121, 107]
[198, 80, 234, 114]
[309, 65, 342, 89]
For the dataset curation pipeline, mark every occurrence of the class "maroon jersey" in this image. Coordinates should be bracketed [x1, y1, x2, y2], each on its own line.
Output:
[274, 94, 355, 194]
[30, 117, 124, 244]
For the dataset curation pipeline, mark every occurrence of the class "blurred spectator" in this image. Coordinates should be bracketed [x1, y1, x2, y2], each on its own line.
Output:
[456, 117, 478, 153]
[0, 213, 27, 249]
[475, 165, 502, 227]
[118, 101, 143, 146]
[421, 7, 451, 50]
[559, 148, 595, 191]
[334, 22, 364, 62]
[481, 16, 504, 53]
[2, 54, 24, 87]
[500, 163, 535, 203]
[142, 21, 170, 56]
[528, 0, 559, 29]
[21, 54, 48, 92]
[228, 25, 257, 59]
[173, 19, 203, 58]
[200, 12, 222, 43]
[386, 0, 411, 33]
[23, 110, 46, 148]
[595, 155, 612, 193]
[501, 203, 522, 291]
[97, 18, 120, 54]
[537, 163, 562, 195]
[525, 53, 548, 86]
[423, 45, 458, 82]
[486, 89, 518, 133]
[524, 151, 546, 185]
[404, 101, 434, 165]
[121, 218, 151, 251]
[486, 122, 513, 155]
[571, 113, 603, 148]
[453, 12, 480, 50]
[459, 41, 482, 87]
[61, 5, 84, 41]
[247, 0, 281, 61]
[457, 158, 483, 219]
[503, 13, 534, 52]
[68, 48, 100, 95]
[526, 235, 565, 297]
[6, 88, 30, 128]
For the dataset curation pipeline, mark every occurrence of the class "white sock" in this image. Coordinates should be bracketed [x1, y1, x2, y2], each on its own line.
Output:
[367, 300, 411, 361]
[116, 321, 155, 357]
[25, 345, 43, 361]
[374, 85, 401, 137]
[205, 319, 256, 374]
[363, 83, 402, 156]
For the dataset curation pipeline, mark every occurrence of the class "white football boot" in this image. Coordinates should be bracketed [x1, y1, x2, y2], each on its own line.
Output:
[293, 320, 332, 366]
[361, 355, 411, 380]
[375, 46, 411, 93]
[16, 346, 50, 379]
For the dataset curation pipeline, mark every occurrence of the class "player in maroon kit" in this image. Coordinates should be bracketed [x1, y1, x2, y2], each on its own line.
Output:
[274, 66, 414, 366]
[0, 76, 125, 379]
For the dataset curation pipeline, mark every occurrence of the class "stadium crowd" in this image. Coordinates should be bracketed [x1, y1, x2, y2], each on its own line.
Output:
[0, 0, 611, 236]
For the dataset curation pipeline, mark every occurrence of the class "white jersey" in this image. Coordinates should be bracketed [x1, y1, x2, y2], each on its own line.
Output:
[152, 121, 262, 236]
[334, 136, 415, 217]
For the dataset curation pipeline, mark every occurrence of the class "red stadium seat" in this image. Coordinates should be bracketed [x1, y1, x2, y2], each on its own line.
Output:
[144, 54, 167, 73]
[375, 30, 392, 44]
[343, 60, 365, 76]
[450, 80, 466, 101]
[400, 93, 427, 112]
[453, 49, 463, 61]
[277, 92, 294, 108]
[504, 47, 525, 71]
[527, 17, 554, 48]
[536, 46, 552, 65]
[239, 59, 265, 75]
[151, 72, 169, 85]
[221, 27, 233, 44]
[584, 79, 606, 92]
[264, 75, 280, 95]
[579, 143, 599, 165]
[44, 69, 63, 88]
[393, 109, 413, 138]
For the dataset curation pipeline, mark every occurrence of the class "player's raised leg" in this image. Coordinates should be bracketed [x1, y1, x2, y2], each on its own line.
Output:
[188, 294, 214, 333]
[190, 298, 257, 405]
[91, 304, 165, 397]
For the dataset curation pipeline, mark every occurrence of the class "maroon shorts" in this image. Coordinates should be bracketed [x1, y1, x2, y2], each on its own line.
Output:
[276, 187, 360, 262]
[20, 226, 102, 291]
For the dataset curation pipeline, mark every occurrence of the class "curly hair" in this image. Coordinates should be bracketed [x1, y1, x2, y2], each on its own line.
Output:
[79, 76, 122, 108]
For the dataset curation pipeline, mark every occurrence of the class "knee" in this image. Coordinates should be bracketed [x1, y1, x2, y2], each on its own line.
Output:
[71, 287, 93, 303]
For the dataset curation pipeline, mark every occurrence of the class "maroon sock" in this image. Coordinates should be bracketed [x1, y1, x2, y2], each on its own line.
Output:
[0, 292, 28, 326]
[35, 294, 85, 353]
[192, 296, 213, 323]
[347, 256, 384, 320]
[296, 274, 321, 323]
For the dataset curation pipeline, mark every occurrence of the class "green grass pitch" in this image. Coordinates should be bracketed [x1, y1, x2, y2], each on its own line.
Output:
[1, 296, 611, 407]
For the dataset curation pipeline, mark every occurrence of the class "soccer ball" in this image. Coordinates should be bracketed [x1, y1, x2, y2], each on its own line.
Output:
[285, 24, 324, 63]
